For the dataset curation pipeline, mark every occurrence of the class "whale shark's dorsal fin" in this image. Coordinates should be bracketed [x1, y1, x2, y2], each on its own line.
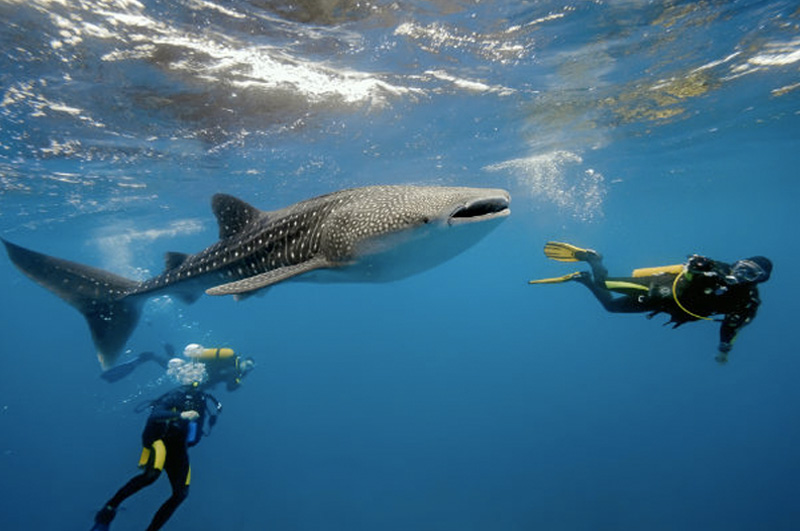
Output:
[164, 252, 190, 271]
[211, 193, 262, 239]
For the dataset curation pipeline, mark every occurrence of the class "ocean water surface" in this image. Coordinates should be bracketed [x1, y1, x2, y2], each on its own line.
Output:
[1, 1, 799, 530]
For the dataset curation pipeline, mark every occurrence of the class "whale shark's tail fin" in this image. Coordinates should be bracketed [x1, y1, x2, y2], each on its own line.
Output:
[2, 238, 143, 369]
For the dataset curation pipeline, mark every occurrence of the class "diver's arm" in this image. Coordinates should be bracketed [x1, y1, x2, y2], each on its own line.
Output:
[686, 256, 731, 288]
[718, 291, 760, 353]
[225, 372, 245, 391]
[148, 406, 183, 423]
[147, 391, 187, 422]
[716, 315, 741, 365]
[686, 255, 714, 274]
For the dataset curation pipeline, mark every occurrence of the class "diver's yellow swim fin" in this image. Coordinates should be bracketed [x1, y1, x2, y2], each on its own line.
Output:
[528, 271, 584, 285]
[543, 241, 597, 262]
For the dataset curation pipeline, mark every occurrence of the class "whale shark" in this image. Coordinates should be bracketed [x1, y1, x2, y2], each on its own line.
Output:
[3, 185, 510, 368]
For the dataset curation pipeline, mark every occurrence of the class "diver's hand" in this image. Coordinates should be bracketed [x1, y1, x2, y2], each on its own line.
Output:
[181, 410, 200, 420]
[687, 254, 712, 272]
[715, 342, 731, 365]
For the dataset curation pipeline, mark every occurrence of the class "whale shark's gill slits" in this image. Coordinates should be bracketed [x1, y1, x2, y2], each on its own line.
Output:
[270, 211, 318, 267]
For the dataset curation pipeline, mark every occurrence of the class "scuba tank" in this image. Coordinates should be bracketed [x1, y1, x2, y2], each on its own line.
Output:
[187, 391, 222, 446]
[186, 420, 199, 445]
[631, 264, 683, 277]
[185, 346, 235, 361]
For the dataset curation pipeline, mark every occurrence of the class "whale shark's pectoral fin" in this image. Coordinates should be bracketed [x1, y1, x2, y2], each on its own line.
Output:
[205, 257, 333, 296]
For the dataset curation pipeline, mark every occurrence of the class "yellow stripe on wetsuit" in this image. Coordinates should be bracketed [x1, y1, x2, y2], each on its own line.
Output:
[604, 280, 649, 291]
[610, 265, 713, 321]
[138, 439, 167, 470]
[138, 440, 192, 485]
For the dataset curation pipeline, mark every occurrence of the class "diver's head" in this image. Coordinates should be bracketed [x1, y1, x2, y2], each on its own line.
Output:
[731, 256, 772, 284]
[183, 343, 205, 359]
[167, 358, 209, 386]
[239, 357, 256, 374]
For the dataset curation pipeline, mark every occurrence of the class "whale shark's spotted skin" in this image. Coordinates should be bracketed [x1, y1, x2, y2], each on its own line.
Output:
[3, 185, 510, 367]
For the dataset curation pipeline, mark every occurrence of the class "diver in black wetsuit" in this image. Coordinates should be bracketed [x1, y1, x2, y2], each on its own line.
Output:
[91, 364, 222, 531]
[530, 242, 773, 363]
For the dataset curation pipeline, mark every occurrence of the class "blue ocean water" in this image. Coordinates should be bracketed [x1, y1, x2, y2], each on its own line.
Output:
[1, 1, 799, 530]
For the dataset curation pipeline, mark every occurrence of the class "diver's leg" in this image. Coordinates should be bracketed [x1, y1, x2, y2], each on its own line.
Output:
[152, 351, 170, 369]
[146, 444, 190, 531]
[105, 467, 161, 506]
[576, 249, 609, 285]
[574, 274, 652, 314]
[94, 442, 165, 527]
[568, 247, 616, 308]
[94, 466, 160, 527]
[570, 247, 660, 315]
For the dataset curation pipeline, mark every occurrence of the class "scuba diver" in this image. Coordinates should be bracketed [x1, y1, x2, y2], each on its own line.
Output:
[101, 343, 255, 391]
[91, 361, 223, 531]
[529, 241, 772, 364]
[182, 343, 256, 392]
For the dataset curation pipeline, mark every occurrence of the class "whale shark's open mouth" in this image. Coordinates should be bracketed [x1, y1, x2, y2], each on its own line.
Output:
[449, 195, 511, 225]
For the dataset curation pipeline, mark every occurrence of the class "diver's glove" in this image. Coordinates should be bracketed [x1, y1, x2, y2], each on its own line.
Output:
[181, 410, 200, 420]
[716, 342, 732, 365]
[208, 398, 222, 429]
[716, 342, 733, 365]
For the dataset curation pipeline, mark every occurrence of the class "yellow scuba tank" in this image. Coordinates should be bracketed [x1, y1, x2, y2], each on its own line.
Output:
[631, 264, 683, 277]
[185, 347, 235, 360]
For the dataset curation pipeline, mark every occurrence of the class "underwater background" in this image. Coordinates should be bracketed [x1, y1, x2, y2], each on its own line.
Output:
[1, 1, 799, 530]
